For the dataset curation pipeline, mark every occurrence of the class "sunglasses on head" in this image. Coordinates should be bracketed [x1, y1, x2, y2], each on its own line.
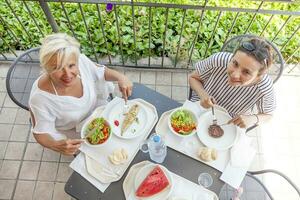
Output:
[241, 41, 268, 67]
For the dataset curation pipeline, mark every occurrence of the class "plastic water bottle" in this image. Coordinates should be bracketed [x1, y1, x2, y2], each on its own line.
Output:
[140, 134, 167, 163]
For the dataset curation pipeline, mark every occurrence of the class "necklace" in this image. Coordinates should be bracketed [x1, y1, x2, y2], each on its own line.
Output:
[49, 77, 58, 95]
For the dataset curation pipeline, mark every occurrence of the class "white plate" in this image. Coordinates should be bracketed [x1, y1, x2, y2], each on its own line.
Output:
[167, 108, 197, 138]
[107, 101, 147, 139]
[197, 109, 237, 150]
[80, 117, 112, 148]
[134, 164, 173, 200]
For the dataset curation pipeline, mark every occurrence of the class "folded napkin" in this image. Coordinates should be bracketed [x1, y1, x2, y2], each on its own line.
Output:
[230, 133, 254, 168]
[168, 177, 216, 200]
[220, 133, 256, 189]
[69, 153, 110, 192]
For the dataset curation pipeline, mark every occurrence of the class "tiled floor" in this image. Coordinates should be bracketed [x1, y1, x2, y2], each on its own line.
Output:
[0, 62, 300, 199]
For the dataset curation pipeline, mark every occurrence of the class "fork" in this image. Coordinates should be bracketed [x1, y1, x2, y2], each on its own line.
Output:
[123, 98, 129, 114]
[211, 106, 218, 125]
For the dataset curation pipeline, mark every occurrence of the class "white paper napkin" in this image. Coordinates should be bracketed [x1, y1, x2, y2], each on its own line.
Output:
[220, 134, 256, 189]
[69, 153, 110, 192]
[168, 176, 216, 200]
[230, 134, 254, 168]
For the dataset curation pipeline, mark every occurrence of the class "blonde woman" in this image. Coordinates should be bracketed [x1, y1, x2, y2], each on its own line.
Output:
[29, 33, 132, 155]
[189, 39, 275, 129]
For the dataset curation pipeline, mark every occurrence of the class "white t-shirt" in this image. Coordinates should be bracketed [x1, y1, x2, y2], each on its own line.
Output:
[29, 54, 114, 140]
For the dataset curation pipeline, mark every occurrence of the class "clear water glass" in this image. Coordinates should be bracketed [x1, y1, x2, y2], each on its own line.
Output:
[198, 173, 213, 188]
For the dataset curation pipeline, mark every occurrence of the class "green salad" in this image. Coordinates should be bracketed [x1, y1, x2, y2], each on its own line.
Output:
[85, 117, 111, 145]
[170, 109, 197, 135]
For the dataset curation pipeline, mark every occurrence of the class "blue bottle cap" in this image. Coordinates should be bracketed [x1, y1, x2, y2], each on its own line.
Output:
[153, 135, 161, 142]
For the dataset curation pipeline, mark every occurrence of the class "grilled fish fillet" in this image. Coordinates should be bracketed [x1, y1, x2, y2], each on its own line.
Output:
[121, 104, 140, 135]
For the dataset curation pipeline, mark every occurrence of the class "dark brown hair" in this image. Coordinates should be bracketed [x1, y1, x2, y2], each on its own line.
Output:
[235, 38, 273, 74]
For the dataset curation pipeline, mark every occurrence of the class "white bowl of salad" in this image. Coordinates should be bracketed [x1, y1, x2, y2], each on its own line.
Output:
[168, 108, 197, 137]
[81, 117, 112, 147]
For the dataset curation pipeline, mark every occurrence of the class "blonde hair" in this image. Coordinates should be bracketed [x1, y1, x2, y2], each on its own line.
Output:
[39, 33, 80, 73]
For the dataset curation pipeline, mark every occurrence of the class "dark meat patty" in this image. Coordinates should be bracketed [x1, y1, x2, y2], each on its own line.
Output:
[208, 124, 224, 138]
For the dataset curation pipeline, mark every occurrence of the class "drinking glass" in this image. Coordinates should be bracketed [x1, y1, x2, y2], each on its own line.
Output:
[198, 172, 213, 188]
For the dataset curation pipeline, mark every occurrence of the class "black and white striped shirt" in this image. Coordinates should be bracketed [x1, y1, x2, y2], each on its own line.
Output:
[191, 52, 276, 117]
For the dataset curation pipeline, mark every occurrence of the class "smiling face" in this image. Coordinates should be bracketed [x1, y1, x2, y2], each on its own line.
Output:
[47, 53, 79, 88]
[227, 51, 264, 86]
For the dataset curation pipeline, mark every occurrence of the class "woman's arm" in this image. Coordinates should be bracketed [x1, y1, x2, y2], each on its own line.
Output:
[229, 113, 273, 129]
[189, 70, 215, 108]
[30, 110, 82, 155]
[104, 67, 133, 100]
[33, 133, 82, 155]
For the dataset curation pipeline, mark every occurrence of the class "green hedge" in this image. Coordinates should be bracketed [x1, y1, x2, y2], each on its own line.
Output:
[0, 0, 299, 63]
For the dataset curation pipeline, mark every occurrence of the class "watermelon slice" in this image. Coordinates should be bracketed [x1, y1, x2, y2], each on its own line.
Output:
[135, 165, 170, 197]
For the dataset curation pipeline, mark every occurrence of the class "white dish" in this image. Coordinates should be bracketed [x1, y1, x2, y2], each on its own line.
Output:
[81, 117, 112, 148]
[197, 109, 237, 150]
[134, 163, 173, 200]
[167, 108, 197, 138]
[108, 101, 147, 139]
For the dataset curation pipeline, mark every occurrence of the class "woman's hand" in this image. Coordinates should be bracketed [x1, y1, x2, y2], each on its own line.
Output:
[228, 115, 258, 129]
[118, 76, 133, 100]
[103, 67, 133, 100]
[52, 139, 83, 156]
[200, 95, 216, 109]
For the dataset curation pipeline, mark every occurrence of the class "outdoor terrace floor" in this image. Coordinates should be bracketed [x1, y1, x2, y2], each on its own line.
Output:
[0, 62, 300, 199]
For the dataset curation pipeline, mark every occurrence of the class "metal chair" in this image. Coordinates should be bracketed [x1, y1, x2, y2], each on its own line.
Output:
[6, 47, 41, 111]
[6, 47, 114, 111]
[219, 169, 300, 200]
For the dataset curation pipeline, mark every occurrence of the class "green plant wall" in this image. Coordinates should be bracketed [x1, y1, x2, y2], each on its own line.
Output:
[0, 0, 299, 63]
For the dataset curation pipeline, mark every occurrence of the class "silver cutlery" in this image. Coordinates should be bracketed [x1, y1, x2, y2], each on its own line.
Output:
[211, 106, 218, 125]
[123, 98, 129, 114]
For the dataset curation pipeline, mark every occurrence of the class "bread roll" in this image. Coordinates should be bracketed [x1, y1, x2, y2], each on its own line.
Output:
[198, 147, 218, 162]
[108, 148, 128, 165]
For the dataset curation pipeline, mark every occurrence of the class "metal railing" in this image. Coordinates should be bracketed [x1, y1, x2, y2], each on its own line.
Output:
[0, 0, 299, 71]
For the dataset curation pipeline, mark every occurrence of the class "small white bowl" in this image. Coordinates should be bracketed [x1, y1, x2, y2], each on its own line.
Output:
[81, 117, 112, 147]
[168, 108, 197, 138]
